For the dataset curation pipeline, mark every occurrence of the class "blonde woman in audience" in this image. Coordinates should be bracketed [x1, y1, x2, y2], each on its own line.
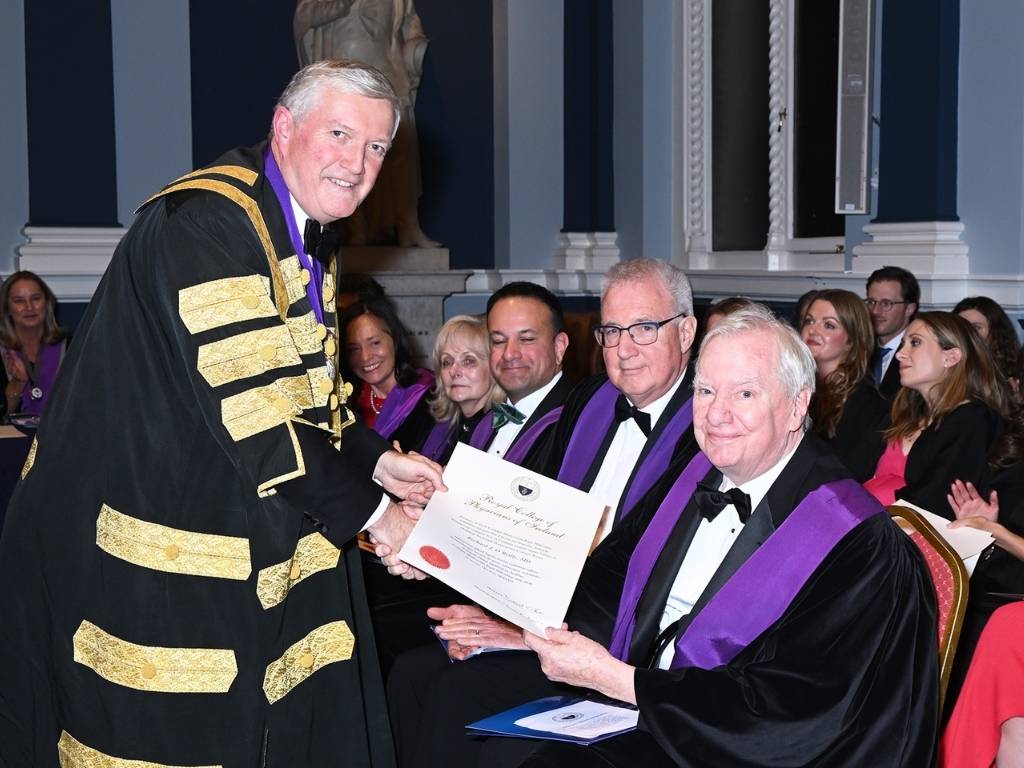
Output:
[0, 271, 67, 420]
[864, 311, 1006, 517]
[800, 289, 889, 481]
[418, 314, 505, 464]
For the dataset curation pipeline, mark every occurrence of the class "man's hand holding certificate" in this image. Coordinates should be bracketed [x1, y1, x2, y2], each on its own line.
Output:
[397, 443, 606, 636]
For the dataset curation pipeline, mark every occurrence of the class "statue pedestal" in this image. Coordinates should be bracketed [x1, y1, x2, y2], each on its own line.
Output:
[340, 246, 470, 366]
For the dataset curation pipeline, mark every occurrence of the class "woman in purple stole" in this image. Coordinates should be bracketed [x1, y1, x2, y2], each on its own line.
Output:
[418, 314, 505, 464]
[339, 296, 435, 448]
[1, 271, 67, 421]
[364, 314, 503, 675]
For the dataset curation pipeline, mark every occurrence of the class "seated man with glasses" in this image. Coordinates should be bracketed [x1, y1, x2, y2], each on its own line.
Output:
[387, 258, 705, 766]
[864, 265, 920, 398]
[531, 258, 700, 542]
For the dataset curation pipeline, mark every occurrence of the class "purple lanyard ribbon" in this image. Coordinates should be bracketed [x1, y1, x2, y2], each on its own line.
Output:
[262, 146, 325, 324]
[8, 342, 63, 416]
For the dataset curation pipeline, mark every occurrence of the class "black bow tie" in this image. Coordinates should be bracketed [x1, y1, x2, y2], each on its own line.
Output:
[693, 481, 752, 524]
[614, 394, 652, 437]
[302, 219, 340, 266]
[491, 402, 526, 430]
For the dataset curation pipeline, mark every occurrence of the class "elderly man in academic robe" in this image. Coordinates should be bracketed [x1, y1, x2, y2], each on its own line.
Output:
[396, 304, 939, 768]
[0, 60, 444, 768]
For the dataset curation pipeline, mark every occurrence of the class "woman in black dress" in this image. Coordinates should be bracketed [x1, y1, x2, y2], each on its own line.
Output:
[865, 311, 1007, 518]
[800, 288, 888, 481]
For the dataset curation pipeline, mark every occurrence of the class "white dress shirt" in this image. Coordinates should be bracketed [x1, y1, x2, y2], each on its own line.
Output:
[588, 371, 687, 543]
[487, 372, 563, 458]
[655, 440, 802, 669]
[878, 329, 906, 380]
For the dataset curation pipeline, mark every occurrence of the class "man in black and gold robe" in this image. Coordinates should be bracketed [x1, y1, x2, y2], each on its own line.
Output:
[0, 60, 440, 767]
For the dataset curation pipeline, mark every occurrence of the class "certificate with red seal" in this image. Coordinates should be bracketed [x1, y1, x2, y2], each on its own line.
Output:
[398, 443, 606, 635]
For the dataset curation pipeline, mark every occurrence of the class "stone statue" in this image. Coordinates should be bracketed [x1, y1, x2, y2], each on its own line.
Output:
[294, 0, 439, 247]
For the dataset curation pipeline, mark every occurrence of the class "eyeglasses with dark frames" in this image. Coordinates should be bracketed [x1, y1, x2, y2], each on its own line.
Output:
[863, 298, 908, 312]
[593, 311, 688, 348]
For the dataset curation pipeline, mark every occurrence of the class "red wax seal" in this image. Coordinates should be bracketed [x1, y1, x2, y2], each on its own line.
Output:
[419, 545, 450, 570]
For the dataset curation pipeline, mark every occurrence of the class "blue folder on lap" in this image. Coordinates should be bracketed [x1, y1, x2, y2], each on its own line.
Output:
[466, 695, 639, 746]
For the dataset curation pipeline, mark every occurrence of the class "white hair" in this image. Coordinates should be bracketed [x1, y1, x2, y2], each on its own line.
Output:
[699, 304, 817, 399]
[275, 59, 401, 138]
[601, 258, 694, 316]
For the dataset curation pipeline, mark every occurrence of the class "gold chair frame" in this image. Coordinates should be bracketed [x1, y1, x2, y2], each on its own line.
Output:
[888, 504, 969, 710]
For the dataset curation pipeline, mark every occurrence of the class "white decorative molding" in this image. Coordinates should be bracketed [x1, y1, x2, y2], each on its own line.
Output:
[455, 264, 1024, 313]
[15, 226, 126, 301]
[552, 232, 620, 272]
[764, 0, 789, 269]
[463, 268, 604, 296]
[851, 221, 970, 275]
[683, 0, 711, 268]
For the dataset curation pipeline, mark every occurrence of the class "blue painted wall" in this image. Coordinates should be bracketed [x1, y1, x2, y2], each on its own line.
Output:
[958, 2, 1024, 274]
[24, 0, 119, 226]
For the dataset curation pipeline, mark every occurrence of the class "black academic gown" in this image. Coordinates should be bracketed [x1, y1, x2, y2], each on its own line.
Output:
[395, 436, 939, 768]
[0, 145, 396, 767]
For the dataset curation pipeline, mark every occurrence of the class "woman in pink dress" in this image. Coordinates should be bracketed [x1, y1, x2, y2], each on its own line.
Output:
[864, 312, 1006, 517]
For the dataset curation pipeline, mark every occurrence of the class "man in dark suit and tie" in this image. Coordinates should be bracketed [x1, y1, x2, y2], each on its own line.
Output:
[396, 304, 939, 767]
[866, 265, 920, 398]
[482, 282, 575, 467]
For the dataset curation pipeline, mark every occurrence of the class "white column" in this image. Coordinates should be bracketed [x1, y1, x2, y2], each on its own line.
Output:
[0, 0, 29, 275]
[682, 0, 711, 268]
[493, 0, 564, 270]
[110, 0, 193, 227]
[764, 0, 788, 268]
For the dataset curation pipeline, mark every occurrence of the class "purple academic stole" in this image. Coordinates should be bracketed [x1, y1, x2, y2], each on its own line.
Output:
[618, 399, 693, 520]
[503, 406, 563, 466]
[607, 451, 882, 667]
[608, 452, 712, 661]
[16, 341, 64, 416]
[419, 420, 457, 462]
[262, 146, 324, 323]
[557, 380, 694, 518]
[373, 369, 435, 439]
[469, 413, 494, 450]
[557, 381, 618, 489]
[670, 478, 880, 669]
